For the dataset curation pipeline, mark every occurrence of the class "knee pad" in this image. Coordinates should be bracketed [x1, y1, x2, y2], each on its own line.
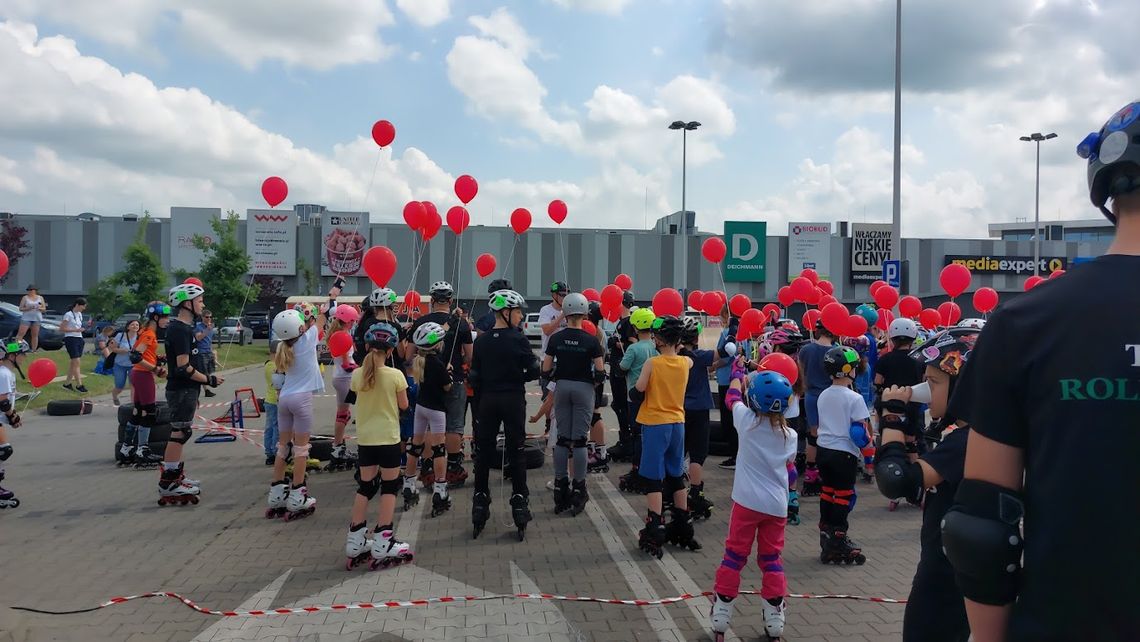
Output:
[638, 475, 663, 494]
[356, 475, 381, 499]
[336, 408, 352, 425]
[405, 442, 425, 459]
[169, 422, 193, 444]
[379, 477, 401, 496]
[0, 443, 11, 461]
[556, 435, 573, 450]
[806, 434, 818, 448]
[572, 436, 588, 449]
[293, 443, 311, 460]
[942, 479, 1024, 605]
[139, 404, 157, 428]
[663, 475, 686, 497]
[431, 443, 446, 459]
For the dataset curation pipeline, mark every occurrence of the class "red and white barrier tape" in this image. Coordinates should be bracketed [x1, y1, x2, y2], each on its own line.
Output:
[11, 589, 905, 616]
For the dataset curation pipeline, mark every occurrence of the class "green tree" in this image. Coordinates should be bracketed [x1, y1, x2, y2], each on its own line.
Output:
[87, 214, 167, 319]
[193, 210, 258, 319]
[296, 256, 319, 296]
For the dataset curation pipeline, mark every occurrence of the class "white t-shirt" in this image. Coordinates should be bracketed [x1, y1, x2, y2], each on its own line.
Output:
[537, 303, 565, 357]
[0, 365, 15, 426]
[816, 384, 870, 459]
[280, 325, 326, 397]
[62, 310, 84, 338]
[731, 402, 798, 517]
[20, 295, 43, 322]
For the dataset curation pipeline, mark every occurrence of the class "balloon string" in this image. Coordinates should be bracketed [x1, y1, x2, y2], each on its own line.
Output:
[332, 150, 384, 281]
[445, 228, 465, 366]
[405, 235, 428, 297]
[502, 234, 520, 275]
[557, 228, 569, 283]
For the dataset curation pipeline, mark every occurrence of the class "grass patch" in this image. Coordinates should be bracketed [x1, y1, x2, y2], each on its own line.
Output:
[16, 341, 271, 411]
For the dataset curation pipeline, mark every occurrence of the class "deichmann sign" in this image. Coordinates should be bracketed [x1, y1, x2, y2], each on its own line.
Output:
[723, 221, 767, 283]
[944, 255, 1067, 275]
[850, 223, 894, 283]
[788, 221, 832, 280]
[247, 209, 297, 275]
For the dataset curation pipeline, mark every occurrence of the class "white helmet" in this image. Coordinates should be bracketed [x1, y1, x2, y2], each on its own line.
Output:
[888, 318, 919, 340]
[272, 309, 306, 342]
[957, 318, 987, 330]
[488, 289, 525, 311]
[429, 281, 454, 299]
[168, 283, 204, 307]
[412, 322, 446, 348]
[561, 292, 589, 316]
[370, 287, 396, 309]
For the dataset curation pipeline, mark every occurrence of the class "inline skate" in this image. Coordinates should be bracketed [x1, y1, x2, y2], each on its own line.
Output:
[402, 475, 419, 511]
[445, 460, 468, 489]
[510, 493, 532, 541]
[369, 524, 413, 570]
[709, 594, 733, 642]
[345, 523, 371, 570]
[664, 508, 702, 551]
[265, 480, 290, 519]
[618, 467, 647, 494]
[688, 482, 713, 520]
[430, 481, 451, 517]
[551, 477, 571, 514]
[157, 464, 200, 506]
[787, 490, 801, 526]
[324, 442, 356, 472]
[471, 491, 491, 539]
[800, 465, 821, 497]
[283, 483, 316, 521]
[638, 511, 666, 559]
[0, 471, 18, 509]
[762, 597, 786, 640]
[568, 479, 589, 516]
[586, 442, 609, 473]
[819, 529, 866, 565]
[417, 456, 434, 488]
[608, 439, 633, 463]
[133, 443, 162, 470]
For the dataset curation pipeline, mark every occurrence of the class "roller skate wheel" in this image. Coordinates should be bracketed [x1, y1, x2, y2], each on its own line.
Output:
[854, 554, 866, 565]
[888, 501, 898, 512]
[265, 508, 284, 519]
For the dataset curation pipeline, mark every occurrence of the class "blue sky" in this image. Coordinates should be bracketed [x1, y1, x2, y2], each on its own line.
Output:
[0, 1, 1137, 238]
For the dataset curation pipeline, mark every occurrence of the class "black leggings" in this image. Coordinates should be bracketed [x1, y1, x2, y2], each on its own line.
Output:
[817, 446, 859, 532]
[474, 391, 528, 496]
[903, 563, 970, 642]
[609, 374, 629, 439]
[718, 385, 737, 456]
[684, 409, 710, 466]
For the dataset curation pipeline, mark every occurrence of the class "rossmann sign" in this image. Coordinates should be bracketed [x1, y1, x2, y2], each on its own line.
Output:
[944, 255, 1067, 275]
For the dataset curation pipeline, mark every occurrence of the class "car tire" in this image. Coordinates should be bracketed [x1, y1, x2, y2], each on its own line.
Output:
[488, 438, 546, 470]
[46, 399, 94, 416]
[118, 402, 173, 427]
[308, 435, 335, 462]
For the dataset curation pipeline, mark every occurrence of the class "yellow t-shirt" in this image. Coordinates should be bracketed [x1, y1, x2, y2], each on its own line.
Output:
[350, 365, 408, 446]
[636, 354, 689, 426]
[263, 361, 279, 405]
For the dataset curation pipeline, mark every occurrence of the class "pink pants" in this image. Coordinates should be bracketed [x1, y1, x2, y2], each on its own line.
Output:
[714, 502, 787, 600]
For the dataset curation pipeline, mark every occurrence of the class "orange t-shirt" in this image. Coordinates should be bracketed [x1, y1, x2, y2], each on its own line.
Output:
[132, 327, 158, 371]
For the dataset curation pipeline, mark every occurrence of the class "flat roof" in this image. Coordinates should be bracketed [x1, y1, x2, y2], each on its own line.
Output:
[988, 218, 1111, 238]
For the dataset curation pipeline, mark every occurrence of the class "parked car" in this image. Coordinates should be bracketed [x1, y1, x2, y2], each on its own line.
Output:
[243, 312, 270, 339]
[0, 302, 63, 350]
[215, 317, 253, 345]
[523, 312, 542, 342]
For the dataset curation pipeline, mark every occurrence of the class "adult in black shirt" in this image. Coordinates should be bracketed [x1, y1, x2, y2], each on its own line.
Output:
[470, 289, 539, 536]
[604, 292, 637, 456]
[943, 102, 1140, 642]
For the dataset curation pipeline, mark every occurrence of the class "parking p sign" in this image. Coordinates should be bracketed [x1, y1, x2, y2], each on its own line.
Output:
[883, 260, 901, 288]
[723, 221, 767, 283]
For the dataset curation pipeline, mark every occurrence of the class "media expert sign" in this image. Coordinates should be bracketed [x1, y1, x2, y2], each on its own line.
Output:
[169, 207, 220, 272]
[787, 222, 832, 281]
[850, 223, 895, 283]
[321, 211, 370, 276]
[944, 255, 1068, 275]
[723, 221, 767, 283]
[246, 209, 297, 276]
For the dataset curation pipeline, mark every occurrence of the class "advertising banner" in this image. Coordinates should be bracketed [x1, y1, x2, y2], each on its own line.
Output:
[320, 211, 370, 276]
[850, 223, 894, 283]
[246, 209, 297, 275]
[787, 222, 832, 280]
[169, 207, 220, 272]
[723, 221, 767, 283]
[944, 255, 1067, 275]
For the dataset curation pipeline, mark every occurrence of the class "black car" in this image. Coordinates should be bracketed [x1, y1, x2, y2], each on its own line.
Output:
[244, 312, 270, 339]
[0, 302, 64, 350]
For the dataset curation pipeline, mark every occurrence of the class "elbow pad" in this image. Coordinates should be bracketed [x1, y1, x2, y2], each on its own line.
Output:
[873, 441, 924, 501]
[942, 479, 1025, 606]
[0, 398, 11, 414]
[173, 363, 195, 381]
[725, 386, 742, 410]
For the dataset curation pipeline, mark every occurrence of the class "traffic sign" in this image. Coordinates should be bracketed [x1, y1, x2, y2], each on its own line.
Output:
[883, 260, 901, 288]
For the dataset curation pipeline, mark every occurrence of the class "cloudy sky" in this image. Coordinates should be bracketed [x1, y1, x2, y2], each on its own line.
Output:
[0, 0, 1135, 238]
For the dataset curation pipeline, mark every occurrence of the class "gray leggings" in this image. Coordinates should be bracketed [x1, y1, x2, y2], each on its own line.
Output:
[553, 379, 593, 481]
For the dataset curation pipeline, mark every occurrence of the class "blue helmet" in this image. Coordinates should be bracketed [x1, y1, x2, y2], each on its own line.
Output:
[144, 301, 171, 320]
[746, 370, 794, 414]
[365, 322, 400, 349]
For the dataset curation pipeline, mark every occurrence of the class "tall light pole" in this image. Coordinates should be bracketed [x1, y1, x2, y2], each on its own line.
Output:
[890, 0, 902, 261]
[1019, 132, 1058, 276]
[669, 120, 701, 291]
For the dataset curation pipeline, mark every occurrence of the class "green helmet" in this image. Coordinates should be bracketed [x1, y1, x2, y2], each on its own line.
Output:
[630, 307, 656, 330]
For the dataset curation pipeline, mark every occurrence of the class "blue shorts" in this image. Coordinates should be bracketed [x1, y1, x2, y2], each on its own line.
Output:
[113, 363, 131, 389]
[805, 392, 821, 429]
[638, 422, 685, 480]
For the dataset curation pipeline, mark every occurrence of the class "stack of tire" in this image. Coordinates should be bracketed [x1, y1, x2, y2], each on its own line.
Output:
[115, 403, 173, 461]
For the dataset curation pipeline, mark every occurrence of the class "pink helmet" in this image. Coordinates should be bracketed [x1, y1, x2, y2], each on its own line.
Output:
[333, 304, 360, 325]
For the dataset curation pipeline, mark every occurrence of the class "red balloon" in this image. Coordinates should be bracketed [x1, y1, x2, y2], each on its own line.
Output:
[687, 290, 704, 310]
[701, 291, 723, 316]
[821, 302, 849, 336]
[614, 273, 633, 291]
[362, 246, 397, 287]
[548, 200, 568, 224]
[261, 176, 288, 208]
[817, 280, 834, 296]
[762, 303, 782, 324]
[601, 284, 624, 308]
[1049, 269, 1065, 279]
[510, 208, 532, 235]
[740, 308, 764, 336]
[582, 288, 601, 302]
[777, 286, 794, 308]
[818, 295, 837, 310]
[898, 295, 922, 318]
[1023, 275, 1044, 291]
[802, 309, 822, 332]
[328, 330, 353, 358]
[758, 352, 799, 385]
[701, 237, 727, 264]
[183, 277, 203, 287]
[446, 206, 470, 235]
[919, 308, 941, 330]
[790, 276, 814, 302]
[475, 253, 496, 278]
[803, 287, 821, 306]
[800, 268, 819, 284]
[938, 301, 962, 327]
[873, 285, 899, 311]
[454, 174, 478, 205]
[420, 204, 442, 241]
[875, 308, 895, 332]
[602, 304, 621, 322]
[729, 294, 752, 317]
[581, 320, 598, 336]
[652, 288, 684, 317]
[869, 280, 887, 296]
[845, 315, 869, 338]
[973, 287, 999, 313]
[403, 290, 422, 313]
[27, 357, 57, 389]
[371, 120, 396, 147]
[939, 264, 972, 299]
[402, 201, 425, 231]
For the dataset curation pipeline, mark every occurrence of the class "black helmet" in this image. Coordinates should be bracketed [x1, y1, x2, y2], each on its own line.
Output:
[1079, 101, 1140, 222]
[650, 315, 684, 345]
[823, 345, 860, 379]
[488, 278, 512, 294]
[910, 326, 980, 377]
[587, 301, 603, 324]
[622, 290, 635, 308]
[550, 281, 570, 295]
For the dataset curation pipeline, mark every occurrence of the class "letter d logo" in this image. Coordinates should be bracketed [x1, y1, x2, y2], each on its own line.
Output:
[733, 234, 758, 261]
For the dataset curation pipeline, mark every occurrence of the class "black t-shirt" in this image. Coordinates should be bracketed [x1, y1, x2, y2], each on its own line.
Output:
[412, 312, 472, 382]
[475, 312, 495, 333]
[607, 317, 638, 372]
[916, 426, 967, 578]
[875, 348, 923, 388]
[547, 328, 604, 383]
[164, 319, 200, 391]
[417, 353, 449, 412]
[951, 255, 1140, 641]
[472, 327, 537, 394]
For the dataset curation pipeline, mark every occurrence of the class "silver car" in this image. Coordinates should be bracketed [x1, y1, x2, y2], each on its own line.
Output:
[215, 317, 253, 345]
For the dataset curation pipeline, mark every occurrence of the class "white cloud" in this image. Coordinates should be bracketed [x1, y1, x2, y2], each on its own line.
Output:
[0, 0, 162, 49]
[0, 155, 27, 194]
[395, 0, 450, 27]
[469, 7, 542, 60]
[549, 0, 636, 15]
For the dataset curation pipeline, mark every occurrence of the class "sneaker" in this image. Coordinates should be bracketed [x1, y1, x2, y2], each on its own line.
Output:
[204, 389, 216, 397]
[61, 383, 74, 391]
[112, 396, 121, 406]
[76, 385, 89, 394]
[265, 455, 276, 466]
[718, 457, 736, 470]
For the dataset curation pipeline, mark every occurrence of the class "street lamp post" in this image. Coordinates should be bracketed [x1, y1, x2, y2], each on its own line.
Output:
[1019, 132, 1058, 276]
[669, 120, 701, 292]
[891, 0, 902, 261]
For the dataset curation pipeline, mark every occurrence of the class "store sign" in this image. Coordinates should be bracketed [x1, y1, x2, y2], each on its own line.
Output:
[944, 255, 1067, 275]
[723, 221, 767, 283]
[850, 223, 894, 283]
[247, 209, 297, 275]
[787, 222, 831, 280]
[321, 211, 370, 276]
[169, 207, 219, 272]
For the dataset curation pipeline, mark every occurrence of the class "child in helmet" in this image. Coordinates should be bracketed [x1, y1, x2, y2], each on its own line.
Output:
[679, 316, 716, 519]
[122, 302, 170, 470]
[709, 363, 798, 641]
[327, 304, 361, 470]
[0, 339, 29, 509]
[874, 318, 925, 458]
[814, 345, 870, 565]
[632, 315, 700, 557]
[406, 321, 451, 516]
[344, 322, 412, 570]
[796, 320, 836, 495]
[617, 307, 658, 492]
